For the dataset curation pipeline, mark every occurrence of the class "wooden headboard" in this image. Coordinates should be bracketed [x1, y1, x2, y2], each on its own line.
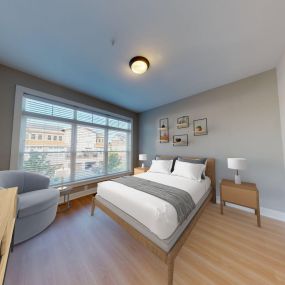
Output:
[156, 155, 216, 203]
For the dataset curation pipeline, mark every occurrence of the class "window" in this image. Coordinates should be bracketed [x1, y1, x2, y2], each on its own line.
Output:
[12, 87, 132, 186]
[108, 130, 129, 174]
[75, 125, 105, 181]
[22, 118, 72, 185]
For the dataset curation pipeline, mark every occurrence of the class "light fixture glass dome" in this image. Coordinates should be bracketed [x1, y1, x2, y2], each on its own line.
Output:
[129, 56, 150, 74]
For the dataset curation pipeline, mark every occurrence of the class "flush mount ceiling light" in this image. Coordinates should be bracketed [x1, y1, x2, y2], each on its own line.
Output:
[129, 56, 150, 74]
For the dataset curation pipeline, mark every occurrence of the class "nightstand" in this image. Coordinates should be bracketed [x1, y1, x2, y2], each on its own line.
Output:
[220, 179, 261, 227]
[134, 167, 149, 175]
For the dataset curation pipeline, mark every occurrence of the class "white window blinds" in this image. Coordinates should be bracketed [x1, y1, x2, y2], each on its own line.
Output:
[18, 94, 132, 185]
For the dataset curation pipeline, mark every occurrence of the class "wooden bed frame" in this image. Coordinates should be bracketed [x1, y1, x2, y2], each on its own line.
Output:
[91, 157, 216, 285]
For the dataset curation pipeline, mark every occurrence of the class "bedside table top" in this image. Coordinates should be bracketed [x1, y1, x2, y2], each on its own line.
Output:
[221, 179, 257, 191]
[134, 167, 149, 171]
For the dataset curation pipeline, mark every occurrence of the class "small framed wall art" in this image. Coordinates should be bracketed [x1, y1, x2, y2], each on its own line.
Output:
[173, 134, 188, 146]
[177, 116, 189, 129]
[159, 118, 169, 143]
[193, 118, 208, 136]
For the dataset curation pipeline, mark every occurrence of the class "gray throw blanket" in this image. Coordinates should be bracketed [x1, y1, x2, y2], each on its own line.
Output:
[112, 176, 195, 224]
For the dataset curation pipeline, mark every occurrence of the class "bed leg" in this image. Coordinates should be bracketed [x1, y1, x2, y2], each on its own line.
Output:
[211, 192, 216, 204]
[167, 259, 174, 285]
[91, 195, 96, 216]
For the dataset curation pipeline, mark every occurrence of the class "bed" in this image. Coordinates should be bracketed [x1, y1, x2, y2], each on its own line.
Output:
[91, 156, 216, 285]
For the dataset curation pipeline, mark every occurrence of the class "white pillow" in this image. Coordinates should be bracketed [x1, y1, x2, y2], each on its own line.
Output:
[171, 160, 205, 181]
[148, 160, 173, 174]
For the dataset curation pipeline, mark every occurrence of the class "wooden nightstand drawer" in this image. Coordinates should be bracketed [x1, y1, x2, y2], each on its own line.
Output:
[220, 179, 261, 227]
[134, 167, 149, 175]
[222, 186, 257, 208]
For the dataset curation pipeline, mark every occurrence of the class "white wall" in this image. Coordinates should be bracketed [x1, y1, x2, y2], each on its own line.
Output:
[139, 70, 285, 212]
[277, 51, 285, 166]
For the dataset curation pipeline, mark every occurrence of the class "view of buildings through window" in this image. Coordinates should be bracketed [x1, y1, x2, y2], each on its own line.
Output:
[20, 95, 132, 185]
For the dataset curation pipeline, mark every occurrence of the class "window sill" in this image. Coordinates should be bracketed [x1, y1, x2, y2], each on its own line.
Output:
[53, 171, 133, 189]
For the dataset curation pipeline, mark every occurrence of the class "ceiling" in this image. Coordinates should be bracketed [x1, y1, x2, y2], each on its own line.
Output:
[1, 0, 285, 112]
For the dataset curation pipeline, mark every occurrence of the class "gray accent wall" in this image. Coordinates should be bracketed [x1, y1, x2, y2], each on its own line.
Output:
[0, 64, 139, 171]
[139, 70, 285, 211]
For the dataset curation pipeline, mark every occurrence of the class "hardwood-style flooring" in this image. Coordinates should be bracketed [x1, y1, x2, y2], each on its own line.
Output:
[6, 196, 285, 285]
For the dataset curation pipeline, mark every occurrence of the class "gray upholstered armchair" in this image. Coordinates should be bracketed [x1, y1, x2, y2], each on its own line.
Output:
[0, 171, 59, 244]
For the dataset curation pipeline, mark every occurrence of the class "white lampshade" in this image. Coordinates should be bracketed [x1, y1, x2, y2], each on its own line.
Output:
[139, 154, 147, 161]
[227, 158, 247, 170]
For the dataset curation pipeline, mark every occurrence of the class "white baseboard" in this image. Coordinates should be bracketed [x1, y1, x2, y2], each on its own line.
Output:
[216, 196, 285, 222]
[59, 188, 96, 204]
[260, 207, 285, 222]
[58, 191, 285, 223]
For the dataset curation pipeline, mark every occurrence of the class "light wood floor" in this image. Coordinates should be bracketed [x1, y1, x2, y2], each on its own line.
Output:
[6, 196, 285, 285]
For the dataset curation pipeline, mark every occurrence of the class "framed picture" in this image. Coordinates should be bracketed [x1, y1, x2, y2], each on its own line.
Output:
[193, 118, 208, 136]
[173, 134, 188, 146]
[177, 116, 189, 129]
[159, 118, 169, 143]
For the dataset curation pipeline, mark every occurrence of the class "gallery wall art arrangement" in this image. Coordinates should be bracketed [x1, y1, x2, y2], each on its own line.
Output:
[159, 116, 208, 146]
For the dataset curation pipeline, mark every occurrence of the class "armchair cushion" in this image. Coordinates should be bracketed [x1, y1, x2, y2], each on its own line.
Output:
[18, 188, 59, 218]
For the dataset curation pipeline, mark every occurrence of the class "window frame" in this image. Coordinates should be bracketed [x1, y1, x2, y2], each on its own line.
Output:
[11, 85, 133, 186]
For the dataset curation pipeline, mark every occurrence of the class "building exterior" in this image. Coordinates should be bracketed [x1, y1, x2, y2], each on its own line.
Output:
[23, 124, 127, 184]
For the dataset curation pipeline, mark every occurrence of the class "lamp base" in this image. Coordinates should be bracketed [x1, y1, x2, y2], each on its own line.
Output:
[234, 174, 241, 184]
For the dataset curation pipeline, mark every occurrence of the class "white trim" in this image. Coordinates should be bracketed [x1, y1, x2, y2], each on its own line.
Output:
[60, 192, 285, 223]
[216, 196, 285, 222]
[10, 85, 134, 179]
[259, 207, 285, 222]
[15, 85, 132, 121]
[58, 171, 132, 188]
[10, 86, 24, 169]
[58, 172, 133, 204]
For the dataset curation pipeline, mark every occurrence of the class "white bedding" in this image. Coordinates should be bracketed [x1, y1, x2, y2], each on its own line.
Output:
[97, 172, 211, 239]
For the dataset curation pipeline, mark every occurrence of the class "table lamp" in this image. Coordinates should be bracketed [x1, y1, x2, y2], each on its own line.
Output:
[139, 154, 147, 168]
[227, 158, 247, 184]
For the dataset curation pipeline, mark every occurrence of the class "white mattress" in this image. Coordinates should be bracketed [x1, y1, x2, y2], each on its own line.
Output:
[97, 172, 211, 239]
